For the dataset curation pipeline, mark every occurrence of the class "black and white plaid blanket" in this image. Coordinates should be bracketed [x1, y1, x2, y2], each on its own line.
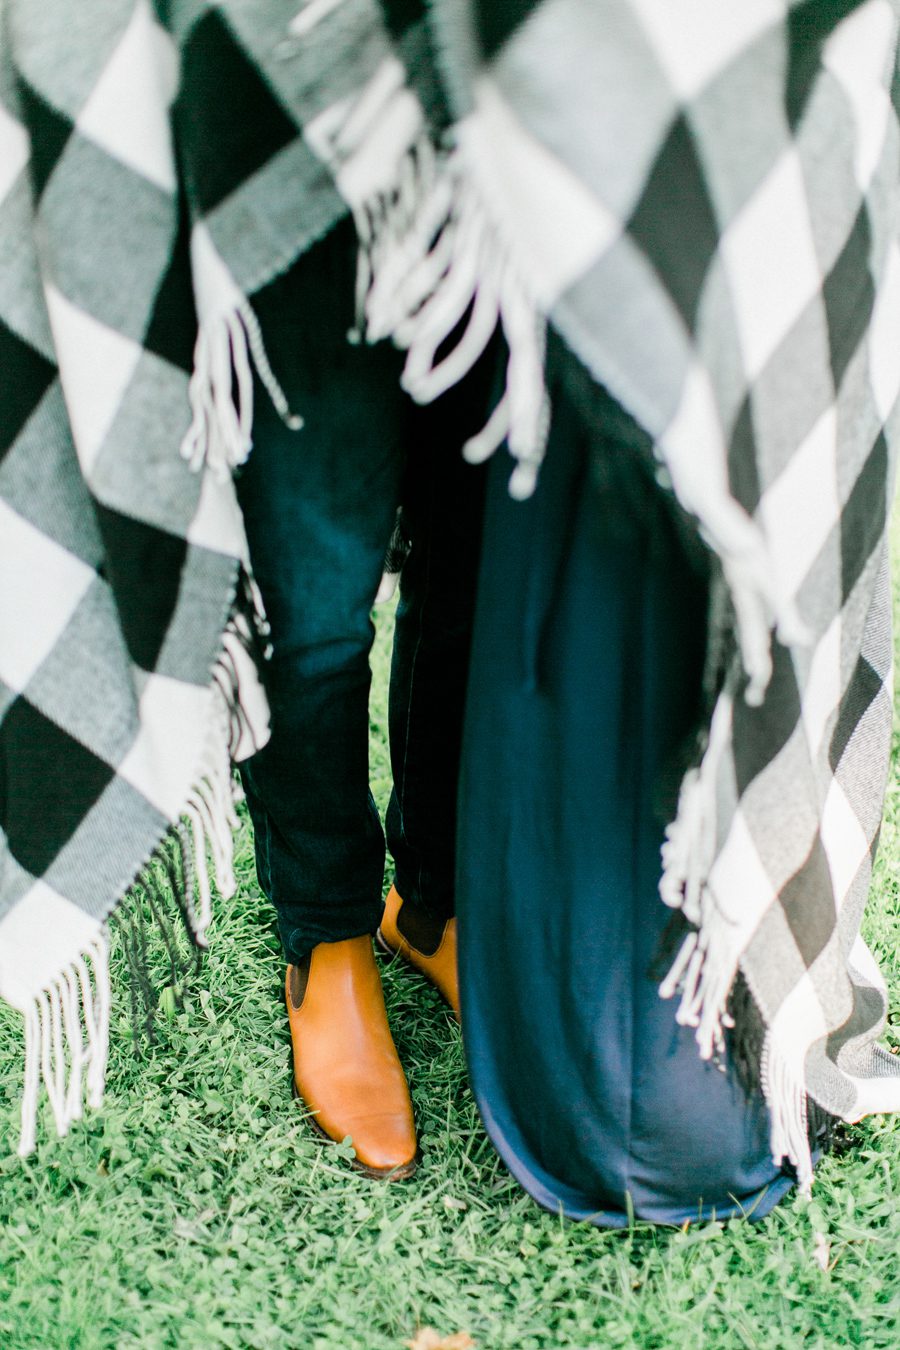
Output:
[2, 0, 900, 1184]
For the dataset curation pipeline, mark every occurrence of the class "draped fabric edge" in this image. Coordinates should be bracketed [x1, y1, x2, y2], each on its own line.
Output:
[7, 598, 269, 1157]
[656, 681, 822, 1189]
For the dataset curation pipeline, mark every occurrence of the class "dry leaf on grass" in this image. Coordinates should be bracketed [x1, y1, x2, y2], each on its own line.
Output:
[405, 1329, 475, 1350]
[812, 1230, 831, 1272]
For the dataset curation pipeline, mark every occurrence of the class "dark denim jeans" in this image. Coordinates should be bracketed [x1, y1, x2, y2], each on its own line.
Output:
[235, 218, 492, 963]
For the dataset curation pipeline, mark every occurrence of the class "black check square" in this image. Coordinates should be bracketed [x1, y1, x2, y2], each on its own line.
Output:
[175, 9, 299, 216]
[627, 113, 719, 334]
[0, 320, 56, 464]
[823, 203, 875, 393]
[14, 74, 74, 204]
[92, 500, 189, 673]
[477, 0, 544, 61]
[0, 696, 115, 877]
[143, 194, 197, 374]
[786, 0, 870, 128]
[732, 641, 801, 796]
[841, 432, 888, 603]
[779, 833, 835, 969]
[827, 978, 888, 1057]
[727, 398, 762, 515]
[829, 654, 883, 773]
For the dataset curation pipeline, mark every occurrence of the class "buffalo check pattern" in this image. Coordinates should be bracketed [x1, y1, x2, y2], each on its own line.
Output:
[2, 0, 900, 1183]
[420, 0, 900, 1181]
[0, 0, 429, 1149]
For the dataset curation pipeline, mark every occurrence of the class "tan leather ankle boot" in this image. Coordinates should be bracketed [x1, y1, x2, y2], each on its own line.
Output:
[377, 885, 460, 1020]
[286, 935, 418, 1179]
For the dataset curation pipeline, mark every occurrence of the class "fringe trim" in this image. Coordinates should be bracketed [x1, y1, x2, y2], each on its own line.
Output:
[657, 685, 739, 1053]
[658, 673, 822, 1183]
[18, 937, 110, 1157]
[660, 922, 818, 1187]
[725, 968, 767, 1100]
[180, 301, 303, 480]
[319, 54, 549, 500]
[369, 151, 549, 500]
[178, 599, 264, 949]
[658, 678, 765, 1100]
[762, 1030, 815, 1193]
[725, 963, 841, 1170]
[115, 822, 206, 1056]
[659, 685, 734, 932]
[337, 56, 810, 698]
[309, 47, 809, 692]
[15, 588, 267, 1155]
[657, 910, 737, 1063]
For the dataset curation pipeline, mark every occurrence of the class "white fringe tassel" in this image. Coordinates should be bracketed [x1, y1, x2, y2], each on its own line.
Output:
[323, 53, 550, 500]
[180, 302, 303, 481]
[657, 679, 818, 1182]
[763, 1031, 815, 1192]
[182, 758, 239, 949]
[182, 614, 260, 946]
[375, 157, 549, 499]
[657, 688, 739, 1063]
[15, 605, 265, 1155]
[18, 936, 110, 1158]
[659, 688, 734, 928]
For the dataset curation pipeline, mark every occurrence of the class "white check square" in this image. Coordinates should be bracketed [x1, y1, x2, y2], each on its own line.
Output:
[0, 102, 28, 207]
[43, 284, 142, 478]
[721, 149, 823, 380]
[75, 0, 178, 194]
[631, 0, 786, 100]
[801, 616, 842, 759]
[823, 0, 895, 191]
[117, 673, 213, 819]
[0, 501, 95, 692]
[759, 407, 840, 601]
[821, 778, 871, 909]
[868, 239, 900, 422]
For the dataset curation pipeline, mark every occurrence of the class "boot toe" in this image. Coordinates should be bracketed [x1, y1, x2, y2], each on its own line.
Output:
[347, 1112, 419, 1173]
[285, 937, 418, 1179]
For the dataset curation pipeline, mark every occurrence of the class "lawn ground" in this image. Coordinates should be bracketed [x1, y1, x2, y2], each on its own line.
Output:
[1, 535, 899, 1350]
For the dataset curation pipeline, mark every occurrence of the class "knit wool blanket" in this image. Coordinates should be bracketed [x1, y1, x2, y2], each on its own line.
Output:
[2, 0, 900, 1186]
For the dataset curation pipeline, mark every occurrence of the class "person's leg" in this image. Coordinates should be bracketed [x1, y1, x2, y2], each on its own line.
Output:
[235, 217, 407, 962]
[235, 218, 417, 1176]
[456, 354, 794, 1223]
[377, 337, 498, 1014]
[385, 444, 487, 921]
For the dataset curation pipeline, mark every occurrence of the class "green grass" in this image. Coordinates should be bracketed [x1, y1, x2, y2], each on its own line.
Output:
[2, 571, 900, 1350]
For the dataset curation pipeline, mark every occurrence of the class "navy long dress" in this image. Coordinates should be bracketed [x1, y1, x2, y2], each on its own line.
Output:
[456, 353, 796, 1225]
